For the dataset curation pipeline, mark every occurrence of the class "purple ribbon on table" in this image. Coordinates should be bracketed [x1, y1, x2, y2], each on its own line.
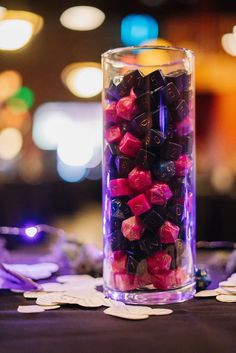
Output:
[0, 263, 41, 291]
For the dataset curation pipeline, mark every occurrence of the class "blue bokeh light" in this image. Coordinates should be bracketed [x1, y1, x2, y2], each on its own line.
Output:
[121, 14, 158, 46]
[57, 158, 87, 183]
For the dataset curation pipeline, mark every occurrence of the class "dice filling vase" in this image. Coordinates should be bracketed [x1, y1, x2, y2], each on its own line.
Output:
[102, 46, 196, 304]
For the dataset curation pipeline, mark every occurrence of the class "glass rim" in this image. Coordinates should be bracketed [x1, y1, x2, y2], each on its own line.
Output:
[102, 45, 194, 68]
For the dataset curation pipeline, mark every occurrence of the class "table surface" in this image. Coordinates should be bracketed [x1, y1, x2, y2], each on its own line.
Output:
[0, 289, 235, 353]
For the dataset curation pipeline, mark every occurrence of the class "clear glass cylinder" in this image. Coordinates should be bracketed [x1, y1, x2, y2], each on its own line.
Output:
[102, 46, 195, 305]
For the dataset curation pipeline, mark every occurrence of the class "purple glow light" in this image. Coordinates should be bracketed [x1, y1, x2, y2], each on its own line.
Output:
[25, 226, 38, 238]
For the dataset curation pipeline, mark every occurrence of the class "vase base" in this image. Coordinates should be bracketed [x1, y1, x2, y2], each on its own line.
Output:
[103, 282, 195, 305]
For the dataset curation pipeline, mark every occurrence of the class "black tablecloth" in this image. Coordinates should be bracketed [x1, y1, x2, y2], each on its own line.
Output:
[0, 289, 235, 353]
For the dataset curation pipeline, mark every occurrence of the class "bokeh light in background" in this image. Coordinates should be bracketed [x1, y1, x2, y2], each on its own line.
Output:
[210, 166, 235, 194]
[18, 153, 44, 184]
[0, 7, 7, 19]
[32, 102, 102, 181]
[137, 38, 172, 74]
[0, 71, 22, 102]
[0, 20, 33, 50]
[61, 63, 102, 98]
[0, 10, 43, 51]
[60, 6, 105, 31]
[33, 108, 70, 151]
[6, 86, 34, 113]
[57, 159, 87, 183]
[121, 14, 158, 46]
[221, 26, 236, 57]
[0, 127, 23, 160]
[57, 126, 94, 167]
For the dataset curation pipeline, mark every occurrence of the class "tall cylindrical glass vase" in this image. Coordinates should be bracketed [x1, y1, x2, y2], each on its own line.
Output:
[102, 46, 195, 304]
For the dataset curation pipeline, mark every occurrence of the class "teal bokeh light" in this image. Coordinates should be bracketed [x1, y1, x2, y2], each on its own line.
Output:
[121, 14, 158, 46]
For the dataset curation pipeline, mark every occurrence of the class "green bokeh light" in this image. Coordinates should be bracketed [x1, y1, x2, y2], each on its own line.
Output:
[7, 86, 34, 113]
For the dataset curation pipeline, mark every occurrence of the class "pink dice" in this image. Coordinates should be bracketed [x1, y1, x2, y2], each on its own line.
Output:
[176, 116, 193, 136]
[121, 216, 145, 241]
[151, 268, 187, 290]
[137, 271, 152, 288]
[119, 132, 142, 158]
[146, 182, 173, 206]
[111, 251, 127, 273]
[116, 96, 138, 121]
[105, 125, 122, 143]
[104, 102, 118, 124]
[147, 251, 172, 274]
[159, 221, 179, 243]
[128, 167, 152, 193]
[114, 273, 137, 291]
[109, 178, 131, 197]
[127, 193, 151, 216]
[174, 155, 192, 177]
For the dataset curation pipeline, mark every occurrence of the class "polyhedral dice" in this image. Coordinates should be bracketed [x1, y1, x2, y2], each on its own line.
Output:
[135, 91, 157, 113]
[182, 90, 192, 104]
[126, 255, 140, 274]
[119, 132, 142, 158]
[105, 125, 122, 144]
[174, 155, 192, 177]
[153, 161, 175, 181]
[136, 259, 152, 287]
[123, 70, 143, 90]
[138, 234, 160, 257]
[121, 216, 145, 241]
[162, 141, 183, 161]
[107, 76, 129, 100]
[111, 251, 127, 273]
[104, 102, 118, 125]
[167, 203, 184, 224]
[111, 198, 132, 220]
[177, 135, 193, 156]
[115, 155, 134, 178]
[162, 82, 180, 104]
[110, 230, 128, 251]
[116, 96, 138, 121]
[127, 194, 151, 216]
[165, 70, 191, 93]
[176, 117, 193, 136]
[164, 244, 176, 269]
[169, 177, 186, 198]
[171, 99, 189, 122]
[148, 69, 165, 90]
[195, 268, 211, 291]
[159, 221, 179, 243]
[146, 182, 173, 206]
[110, 217, 123, 232]
[144, 129, 166, 148]
[135, 69, 165, 94]
[109, 178, 131, 197]
[147, 251, 172, 274]
[151, 267, 187, 290]
[137, 271, 152, 287]
[114, 273, 137, 291]
[128, 167, 152, 192]
[130, 112, 152, 136]
[140, 209, 164, 231]
[175, 239, 186, 267]
[135, 149, 155, 169]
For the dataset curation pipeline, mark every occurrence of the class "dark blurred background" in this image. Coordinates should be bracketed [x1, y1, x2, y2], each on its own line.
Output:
[0, 0, 236, 249]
